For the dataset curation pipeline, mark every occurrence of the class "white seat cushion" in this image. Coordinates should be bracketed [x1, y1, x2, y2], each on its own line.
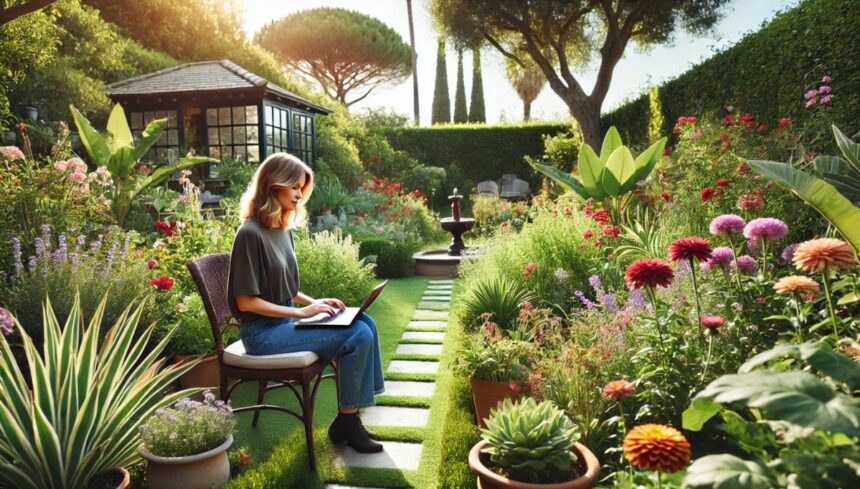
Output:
[223, 340, 319, 369]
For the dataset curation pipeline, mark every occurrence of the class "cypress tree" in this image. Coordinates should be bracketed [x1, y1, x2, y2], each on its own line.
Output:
[431, 39, 451, 124]
[453, 47, 468, 123]
[468, 48, 486, 123]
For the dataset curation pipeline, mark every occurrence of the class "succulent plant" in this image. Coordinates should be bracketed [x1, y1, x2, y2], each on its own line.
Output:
[480, 396, 580, 483]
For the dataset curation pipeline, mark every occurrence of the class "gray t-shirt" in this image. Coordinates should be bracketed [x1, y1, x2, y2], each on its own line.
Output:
[227, 218, 300, 323]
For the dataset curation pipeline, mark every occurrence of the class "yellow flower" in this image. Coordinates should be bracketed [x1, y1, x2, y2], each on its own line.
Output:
[623, 423, 690, 473]
[793, 238, 856, 273]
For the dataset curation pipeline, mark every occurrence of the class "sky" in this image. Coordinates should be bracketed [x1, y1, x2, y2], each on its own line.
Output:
[242, 0, 802, 126]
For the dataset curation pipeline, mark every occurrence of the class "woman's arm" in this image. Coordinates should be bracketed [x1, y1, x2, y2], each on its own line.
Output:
[292, 292, 315, 306]
[294, 292, 346, 311]
[235, 295, 337, 318]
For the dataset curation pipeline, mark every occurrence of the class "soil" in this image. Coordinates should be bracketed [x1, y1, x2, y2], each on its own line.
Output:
[86, 470, 123, 489]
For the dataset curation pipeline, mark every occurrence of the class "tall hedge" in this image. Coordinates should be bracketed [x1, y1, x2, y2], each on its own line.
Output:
[384, 123, 569, 191]
[602, 0, 860, 147]
[468, 49, 486, 123]
[453, 48, 468, 123]
[431, 39, 451, 124]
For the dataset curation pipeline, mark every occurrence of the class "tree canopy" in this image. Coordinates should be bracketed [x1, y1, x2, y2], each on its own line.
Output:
[256, 7, 411, 108]
[430, 0, 731, 147]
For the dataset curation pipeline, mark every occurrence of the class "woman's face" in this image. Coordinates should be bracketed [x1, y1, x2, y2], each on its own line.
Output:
[276, 172, 307, 211]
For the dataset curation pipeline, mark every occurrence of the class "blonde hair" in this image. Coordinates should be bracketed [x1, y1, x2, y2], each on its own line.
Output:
[239, 153, 314, 229]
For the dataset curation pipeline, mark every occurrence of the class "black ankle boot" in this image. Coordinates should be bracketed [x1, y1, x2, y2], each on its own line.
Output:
[328, 413, 383, 453]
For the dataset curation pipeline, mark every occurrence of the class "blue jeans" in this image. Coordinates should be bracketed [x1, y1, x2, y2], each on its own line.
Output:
[239, 304, 385, 409]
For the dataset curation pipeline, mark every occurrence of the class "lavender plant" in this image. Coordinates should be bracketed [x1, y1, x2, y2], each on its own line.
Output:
[139, 391, 235, 458]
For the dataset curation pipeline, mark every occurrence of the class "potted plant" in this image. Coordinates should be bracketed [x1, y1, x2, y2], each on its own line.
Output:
[138, 391, 236, 489]
[168, 294, 238, 389]
[469, 397, 600, 489]
[0, 294, 200, 489]
[455, 324, 534, 428]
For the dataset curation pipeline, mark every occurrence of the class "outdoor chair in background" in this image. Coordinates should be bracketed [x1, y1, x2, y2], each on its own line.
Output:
[500, 176, 530, 200]
[477, 180, 500, 196]
[187, 253, 337, 471]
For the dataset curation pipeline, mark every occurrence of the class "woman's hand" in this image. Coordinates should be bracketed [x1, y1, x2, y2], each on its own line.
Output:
[297, 302, 339, 318]
[312, 297, 346, 312]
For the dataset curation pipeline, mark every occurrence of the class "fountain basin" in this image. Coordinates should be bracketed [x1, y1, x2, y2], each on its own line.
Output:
[440, 217, 475, 256]
[414, 246, 481, 278]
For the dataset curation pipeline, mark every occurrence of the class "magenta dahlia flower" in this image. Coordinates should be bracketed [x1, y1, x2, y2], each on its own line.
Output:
[704, 247, 734, 269]
[709, 214, 746, 235]
[700, 315, 726, 329]
[781, 243, 800, 263]
[743, 218, 788, 241]
[733, 255, 757, 273]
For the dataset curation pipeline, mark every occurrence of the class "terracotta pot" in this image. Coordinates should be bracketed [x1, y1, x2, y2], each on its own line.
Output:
[469, 440, 600, 489]
[87, 467, 130, 489]
[172, 353, 220, 389]
[469, 377, 521, 428]
[140, 434, 232, 489]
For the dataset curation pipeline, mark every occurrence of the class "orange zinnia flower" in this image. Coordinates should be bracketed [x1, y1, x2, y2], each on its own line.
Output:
[774, 275, 820, 296]
[624, 423, 690, 473]
[793, 238, 856, 273]
[602, 380, 635, 400]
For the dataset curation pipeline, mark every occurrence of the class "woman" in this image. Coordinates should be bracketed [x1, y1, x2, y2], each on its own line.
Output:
[227, 153, 384, 453]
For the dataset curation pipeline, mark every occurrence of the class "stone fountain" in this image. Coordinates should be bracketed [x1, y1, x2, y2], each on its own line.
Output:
[413, 188, 478, 277]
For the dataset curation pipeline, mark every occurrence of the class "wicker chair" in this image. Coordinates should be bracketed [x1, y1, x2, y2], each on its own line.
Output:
[187, 253, 337, 470]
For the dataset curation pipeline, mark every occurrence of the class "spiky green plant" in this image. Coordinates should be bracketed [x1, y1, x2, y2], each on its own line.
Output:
[460, 277, 535, 330]
[481, 397, 580, 483]
[0, 295, 200, 488]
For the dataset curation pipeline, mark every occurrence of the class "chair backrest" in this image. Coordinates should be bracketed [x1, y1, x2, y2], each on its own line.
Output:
[512, 179, 530, 195]
[476, 180, 499, 196]
[187, 253, 235, 354]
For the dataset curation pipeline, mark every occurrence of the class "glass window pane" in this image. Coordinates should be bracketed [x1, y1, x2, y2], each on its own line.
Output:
[218, 107, 231, 125]
[232, 106, 245, 124]
[220, 127, 232, 145]
[234, 146, 247, 161]
[131, 112, 143, 129]
[265, 126, 273, 145]
[206, 108, 218, 126]
[265, 105, 273, 125]
[167, 129, 178, 146]
[281, 110, 287, 128]
[233, 126, 246, 145]
[209, 146, 221, 159]
[246, 125, 258, 143]
[144, 112, 153, 125]
[223, 146, 233, 159]
[248, 145, 260, 162]
[208, 128, 219, 145]
[167, 111, 177, 128]
[246, 106, 258, 124]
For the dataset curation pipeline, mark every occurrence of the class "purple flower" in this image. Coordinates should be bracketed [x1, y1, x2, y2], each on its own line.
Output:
[11, 237, 23, 272]
[821, 95, 833, 105]
[34, 237, 45, 257]
[89, 234, 103, 253]
[575, 290, 595, 309]
[0, 308, 14, 337]
[818, 85, 832, 94]
[104, 242, 118, 273]
[603, 293, 620, 314]
[74, 235, 86, 251]
[710, 214, 746, 235]
[733, 255, 757, 273]
[743, 218, 788, 241]
[203, 390, 216, 402]
[804, 89, 819, 99]
[27, 256, 37, 272]
[781, 243, 800, 262]
[706, 247, 735, 269]
[822, 75, 832, 83]
[588, 275, 603, 293]
[624, 288, 648, 313]
[746, 238, 758, 255]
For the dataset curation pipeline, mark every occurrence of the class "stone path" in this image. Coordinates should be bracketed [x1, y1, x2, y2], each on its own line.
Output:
[329, 279, 454, 486]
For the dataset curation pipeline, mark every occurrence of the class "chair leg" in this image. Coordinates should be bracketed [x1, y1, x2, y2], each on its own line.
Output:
[252, 380, 266, 427]
[219, 366, 229, 402]
[303, 380, 317, 471]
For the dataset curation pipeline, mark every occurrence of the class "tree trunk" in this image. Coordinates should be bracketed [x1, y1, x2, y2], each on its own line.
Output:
[572, 102, 602, 150]
[523, 101, 531, 122]
[406, 0, 419, 126]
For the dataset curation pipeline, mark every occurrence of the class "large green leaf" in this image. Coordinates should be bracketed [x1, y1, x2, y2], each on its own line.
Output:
[133, 156, 214, 199]
[602, 146, 635, 197]
[107, 146, 136, 179]
[683, 454, 777, 489]
[694, 371, 860, 436]
[577, 144, 606, 199]
[529, 160, 592, 199]
[632, 136, 667, 184]
[833, 124, 860, 169]
[740, 341, 860, 389]
[599, 126, 623, 164]
[683, 397, 722, 431]
[747, 160, 860, 256]
[129, 117, 168, 164]
[69, 105, 111, 167]
[105, 104, 134, 153]
[813, 155, 860, 205]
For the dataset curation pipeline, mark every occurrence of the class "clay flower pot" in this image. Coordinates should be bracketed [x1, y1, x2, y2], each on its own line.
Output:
[469, 440, 600, 489]
[171, 353, 220, 389]
[139, 434, 233, 489]
[88, 467, 130, 489]
[469, 377, 522, 428]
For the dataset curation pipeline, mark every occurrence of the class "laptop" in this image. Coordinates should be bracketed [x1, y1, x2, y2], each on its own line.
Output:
[295, 281, 387, 327]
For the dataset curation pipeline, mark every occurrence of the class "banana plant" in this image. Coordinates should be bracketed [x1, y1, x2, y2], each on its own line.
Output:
[70, 104, 214, 227]
[748, 125, 860, 258]
[530, 126, 667, 201]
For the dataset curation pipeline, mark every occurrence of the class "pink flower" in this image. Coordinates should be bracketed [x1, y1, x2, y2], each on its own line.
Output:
[779, 118, 790, 127]
[743, 218, 788, 241]
[805, 98, 817, 108]
[583, 230, 594, 240]
[69, 171, 86, 183]
[733, 255, 757, 273]
[522, 263, 537, 277]
[0, 146, 25, 160]
[818, 85, 832, 94]
[147, 259, 158, 269]
[603, 380, 635, 400]
[709, 214, 745, 235]
[720, 133, 729, 142]
[822, 75, 832, 83]
[804, 89, 819, 100]
[705, 247, 734, 269]
[820, 95, 833, 105]
[54, 160, 69, 172]
[67, 158, 87, 173]
[701, 315, 726, 329]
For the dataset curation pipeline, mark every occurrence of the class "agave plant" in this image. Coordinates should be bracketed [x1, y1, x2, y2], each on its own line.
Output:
[530, 126, 667, 219]
[460, 277, 536, 330]
[481, 397, 579, 484]
[70, 104, 214, 227]
[0, 295, 200, 488]
[748, 124, 860, 256]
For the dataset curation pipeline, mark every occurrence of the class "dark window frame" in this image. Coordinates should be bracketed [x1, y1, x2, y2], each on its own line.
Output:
[129, 108, 181, 164]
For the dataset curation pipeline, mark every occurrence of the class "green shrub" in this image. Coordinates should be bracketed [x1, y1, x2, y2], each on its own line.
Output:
[358, 237, 415, 278]
[295, 228, 376, 306]
[459, 277, 535, 330]
[161, 293, 239, 355]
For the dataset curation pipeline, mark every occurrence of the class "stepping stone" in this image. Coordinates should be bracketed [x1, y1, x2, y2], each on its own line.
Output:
[326, 485, 382, 489]
[360, 406, 430, 427]
[334, 441, 423, 470]
[420, 296, 450, 302]
[429, 279, 454, 284]
[426, 284, 453, 290]
[379, 380, 436, 398]
[408, 320, 447, 330]
[396, 343, 444, 356]
[414, 309, 448, 317]
[402, 331, 446, 341]
[423, 290, 452, 296]
[388, 360, 439, 374]
[418, 302, 450, 309]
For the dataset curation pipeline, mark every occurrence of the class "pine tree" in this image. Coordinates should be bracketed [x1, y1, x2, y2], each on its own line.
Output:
[453, 47, 468, 123]
[468, 48, 485, 123]
[431, 38, 451, 124]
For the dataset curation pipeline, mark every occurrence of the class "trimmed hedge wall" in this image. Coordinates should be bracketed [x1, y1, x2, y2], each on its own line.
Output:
[602, 0, 860, 147]
[384, 123, 569, 190]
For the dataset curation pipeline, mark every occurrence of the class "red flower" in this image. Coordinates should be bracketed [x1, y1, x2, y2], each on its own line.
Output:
[758, 124, 767, 134]
[662, 148, 670, 156]
[146, 259, 158, 269]
[150, 275, 174, 291]
[739, 113, 754, 123]
[583, 230, 594, 240]
[522, 262, 536, 277]
[716, 178, 729, 187]
[154, 220, 178, 237]
[701, 315, 726, 329]
[238, 451, 251, 465]
[779, 118, 790, 127]
[661, 192, 671, 201]
[591, 209, 610, 225]
[721, 114, 734, 125]
[564, 207, 572, 216]
[720, 133, 729, 142]
[737, 162, 751, 175]
[701, 187, 715, 202]
[669, 237, 713, 262]
[594, 240, 603, 248]
[358, 211, 367, 218]
[747, 121, 756, 130]
[625, 259, 674, 289]
[714, 190, 723, 198]
[603, 225, 621, 239]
